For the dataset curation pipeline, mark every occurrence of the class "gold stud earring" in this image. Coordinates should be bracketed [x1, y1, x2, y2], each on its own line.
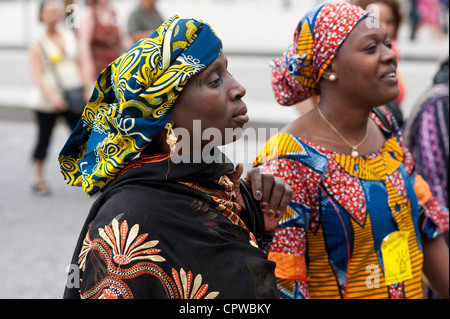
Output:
[165, 122, 177, 153]
[329, 74, 337, 82]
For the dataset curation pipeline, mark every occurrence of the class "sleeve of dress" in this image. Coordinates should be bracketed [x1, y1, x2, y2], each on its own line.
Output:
[413, 173, 449, 239]
[257, 158, 311, 299]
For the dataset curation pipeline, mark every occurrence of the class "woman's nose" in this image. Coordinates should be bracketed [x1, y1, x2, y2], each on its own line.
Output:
[230, 77, 246, 100]
[382, 44, 398, 66]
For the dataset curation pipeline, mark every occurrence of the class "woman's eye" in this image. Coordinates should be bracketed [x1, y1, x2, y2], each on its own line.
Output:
[209, 76, 222, 87]
[365, 45, 377, 53]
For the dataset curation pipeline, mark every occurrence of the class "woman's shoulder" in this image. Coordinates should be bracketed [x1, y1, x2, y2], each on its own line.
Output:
[80, 6, 95, 25]
[256, 114, 316, 151]
[58, 24, 76, 38]
[30, 28, 48, 47]
[253, 130, 329, 173]
[90, 183, 180, 230]
[99, 184, 158, 212]
[83, 5, 95, 16]
[280, 112, 311, 137]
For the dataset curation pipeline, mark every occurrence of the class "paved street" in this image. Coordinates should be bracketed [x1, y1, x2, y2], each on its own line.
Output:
[0, 120, 92, 298]
[0, 0, 448, 298]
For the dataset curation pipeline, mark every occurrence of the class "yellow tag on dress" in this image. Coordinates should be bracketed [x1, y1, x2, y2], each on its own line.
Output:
[49, 51, 63, 64]
[381, 231, 413, 286]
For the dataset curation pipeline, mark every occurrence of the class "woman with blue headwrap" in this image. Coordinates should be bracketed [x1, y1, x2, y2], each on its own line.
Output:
[61, 16, 292, 299]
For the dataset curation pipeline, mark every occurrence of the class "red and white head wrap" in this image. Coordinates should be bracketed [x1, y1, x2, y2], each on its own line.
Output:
[271, 2, 369, 106]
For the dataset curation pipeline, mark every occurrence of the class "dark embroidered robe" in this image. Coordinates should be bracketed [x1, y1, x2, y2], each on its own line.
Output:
[63, 153, 279, 299]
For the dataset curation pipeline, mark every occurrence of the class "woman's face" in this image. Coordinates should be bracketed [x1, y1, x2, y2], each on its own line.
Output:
[41, 1, 62, 26]
[170, 53, 248, 150]
[375, 2, 397, 40]
[91, 0, 110, 6]
[331, 20, 399, 107]
[141, 0, 157, 11]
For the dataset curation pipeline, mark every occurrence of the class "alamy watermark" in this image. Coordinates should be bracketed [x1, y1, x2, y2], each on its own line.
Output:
[62, 4, 80, 29]
[366, 264, 381, 289]
[364, 4, 382, 30]
[168, 120, 279, 165]
[63, 4, 383, 30]
[65, 264, 80, 289]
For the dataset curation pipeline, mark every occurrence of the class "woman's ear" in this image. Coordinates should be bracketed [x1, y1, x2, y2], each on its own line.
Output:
[322, 64, 338, 82]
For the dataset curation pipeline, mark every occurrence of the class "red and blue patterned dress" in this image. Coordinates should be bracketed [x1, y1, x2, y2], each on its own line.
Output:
[253, 109, 448, 299]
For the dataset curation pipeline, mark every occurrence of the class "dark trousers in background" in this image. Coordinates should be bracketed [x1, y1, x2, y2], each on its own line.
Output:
[410, 0, 419, 40]
[33, 110, 79, 161]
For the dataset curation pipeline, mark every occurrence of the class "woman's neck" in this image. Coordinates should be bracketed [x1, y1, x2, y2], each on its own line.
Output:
[94, 2, 110, 10]
[316, 99, 371, 135]
[46, 25, 58, 36]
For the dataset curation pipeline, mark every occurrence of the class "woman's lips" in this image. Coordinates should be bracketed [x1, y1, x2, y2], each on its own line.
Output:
[233, 106, 249, 124]
[233, 113, 250, 124]
[380, 70, 398, 85]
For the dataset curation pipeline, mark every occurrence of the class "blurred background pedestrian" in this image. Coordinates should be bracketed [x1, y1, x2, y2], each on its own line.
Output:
[418, 0, 444, 36]
[28, 0, 84, 195]
[403, 54, 449, 298]
[127, 0, 164, 44]
[440, 0, 450, 34]
[411, 0, 446, 40]
[404, 55, 449, 221]
[78, 0, 124, 99]
[410, 0, 420, 40]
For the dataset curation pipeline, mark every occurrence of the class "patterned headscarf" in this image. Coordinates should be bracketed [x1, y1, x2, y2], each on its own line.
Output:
[271, 2, 369, 105]
[58, 15, 222, 197]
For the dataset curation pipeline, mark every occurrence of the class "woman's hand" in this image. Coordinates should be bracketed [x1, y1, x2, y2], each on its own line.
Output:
[50, 94, 67, 113]
[228, 163, 293, 234]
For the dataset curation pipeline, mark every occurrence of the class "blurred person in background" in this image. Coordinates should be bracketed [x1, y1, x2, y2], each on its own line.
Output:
[78, 0, 124, 99]
[127, 0, 164, 44]
[29, 0, 84, 195]
[410, 0, 420, 40]
[404, 56, 449, 298]
[254, 2, 449, 299]
[353, 0, 405, 126]
[63, 0, 75, 19]
[417, 0, 445, 38]
[404, 55, 449, 226]
[441, 0, 449, 35]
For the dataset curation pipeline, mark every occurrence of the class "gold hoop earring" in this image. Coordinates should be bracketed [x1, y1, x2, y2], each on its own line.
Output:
[164, 122, 177, 153]
[329, 74, 337, 82]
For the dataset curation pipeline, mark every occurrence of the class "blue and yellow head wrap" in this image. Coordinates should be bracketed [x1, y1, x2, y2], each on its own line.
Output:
[58, 16, 222, 197]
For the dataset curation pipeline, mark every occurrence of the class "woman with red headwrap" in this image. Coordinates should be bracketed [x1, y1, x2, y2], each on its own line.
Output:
[253, 2, 448, 299]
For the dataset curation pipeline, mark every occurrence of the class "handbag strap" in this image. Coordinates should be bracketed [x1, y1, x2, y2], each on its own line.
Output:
[372, 106, 393, 133]
[37, 38, 65, 92]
